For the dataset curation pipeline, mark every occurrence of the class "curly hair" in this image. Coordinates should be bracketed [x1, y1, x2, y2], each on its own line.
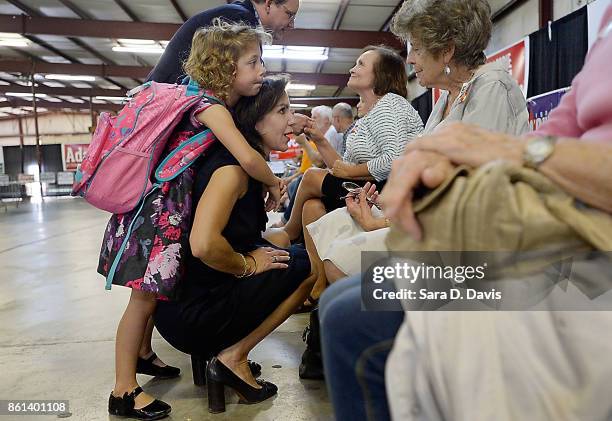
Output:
[183, 19, 272, 102]
[233, 75, 290, 156]
[363, 45, 408, 98]
[391, 0, 492, 70]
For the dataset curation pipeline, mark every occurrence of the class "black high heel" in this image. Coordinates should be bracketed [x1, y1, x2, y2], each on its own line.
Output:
[136, 352, 180, 379]
[206, 357, 277, 413]
[108, 386, 171, 420]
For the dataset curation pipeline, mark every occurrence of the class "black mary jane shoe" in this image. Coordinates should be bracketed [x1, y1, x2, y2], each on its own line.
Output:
[136, 352, 181, 379]
[108, 386, 171, 420]
[206, 357, 277, 414]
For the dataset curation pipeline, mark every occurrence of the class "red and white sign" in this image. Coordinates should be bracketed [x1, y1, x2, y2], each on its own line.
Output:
[433, 37, 530, 105]
[62, 143, 89, 171]
[269, 136, 300, 160]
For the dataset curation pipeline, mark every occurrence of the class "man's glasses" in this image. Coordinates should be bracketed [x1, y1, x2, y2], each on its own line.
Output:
[281, 4, 297, 21]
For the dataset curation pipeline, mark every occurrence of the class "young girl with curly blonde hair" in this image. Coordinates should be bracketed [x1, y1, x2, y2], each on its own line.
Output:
[104, 21, 283, 420]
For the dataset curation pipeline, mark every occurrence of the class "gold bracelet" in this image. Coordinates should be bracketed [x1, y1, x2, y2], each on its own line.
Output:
[235, 253, 248, 278]
[245, 254, 257, 277]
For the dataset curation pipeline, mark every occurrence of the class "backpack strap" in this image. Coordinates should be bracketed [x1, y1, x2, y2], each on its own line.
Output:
[185, 78, 226, 107]
[154, 129, 216, 182]
[105, 185, 160, 290]
[154, 93, 224, 182]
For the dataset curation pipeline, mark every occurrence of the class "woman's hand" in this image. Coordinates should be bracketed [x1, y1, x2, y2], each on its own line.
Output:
[290, 112, 313, 136]
[345, 182, 381, 232]
[379, 150, 454, 240]
[405, 122, 524, 168]
[248, 247, 290, 275]
[331, 160, 356, 178]
[303, 121, 327, 145]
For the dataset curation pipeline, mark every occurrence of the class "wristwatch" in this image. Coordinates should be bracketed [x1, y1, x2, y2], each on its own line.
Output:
[523, 136, 557, 169]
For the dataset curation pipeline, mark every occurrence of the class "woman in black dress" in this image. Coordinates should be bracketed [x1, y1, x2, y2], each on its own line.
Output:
[154, 76, 315, 413]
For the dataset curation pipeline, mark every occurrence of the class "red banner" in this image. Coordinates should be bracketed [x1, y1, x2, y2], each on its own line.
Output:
[433, 37, 529, 105]
[62, 143, 89, 171]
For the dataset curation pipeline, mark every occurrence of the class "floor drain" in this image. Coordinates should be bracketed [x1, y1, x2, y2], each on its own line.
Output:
[272, 364, 282, 368]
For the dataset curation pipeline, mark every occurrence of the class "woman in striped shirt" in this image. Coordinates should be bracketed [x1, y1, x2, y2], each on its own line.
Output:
[281, 46, 424, 247]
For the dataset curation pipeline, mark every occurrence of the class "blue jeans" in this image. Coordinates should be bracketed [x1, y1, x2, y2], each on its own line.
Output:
[283, 175, 302, 222]
[319, 275, 404, 421]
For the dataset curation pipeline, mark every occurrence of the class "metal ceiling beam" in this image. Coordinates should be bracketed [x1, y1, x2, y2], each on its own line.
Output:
[318, 0, 350, 91]
[56, 0, 90, 19]
[169, 0, 188, 22]
[1, 6, 130, 91]
[0, 95, 356, 113]
[5, 0, 37, 16]
[0, 14, 402, 49]
[4, 97, 121, 112]
[113, 0, 140, 22]
[0, 60, 351, 86]
[379, 0, 403, 32]
[0, 85, 126, 97]
[539, 0, 553, 28]
[291, 96, 358, 107]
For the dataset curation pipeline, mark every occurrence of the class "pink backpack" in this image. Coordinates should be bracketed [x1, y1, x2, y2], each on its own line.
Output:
[72, 79, 221, 213]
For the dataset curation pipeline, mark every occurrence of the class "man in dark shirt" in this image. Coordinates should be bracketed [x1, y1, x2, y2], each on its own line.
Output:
[148, 0, 299, 84]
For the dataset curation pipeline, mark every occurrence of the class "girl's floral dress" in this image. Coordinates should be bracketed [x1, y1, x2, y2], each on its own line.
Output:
[97, 96, 218, 300]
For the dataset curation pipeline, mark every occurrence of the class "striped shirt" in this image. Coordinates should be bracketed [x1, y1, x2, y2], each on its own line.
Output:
[343, 93, 423, 181]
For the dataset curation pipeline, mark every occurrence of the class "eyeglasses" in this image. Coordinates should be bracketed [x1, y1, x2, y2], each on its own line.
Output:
[280, 4, 297, 21]
[339, 182, 380, 209]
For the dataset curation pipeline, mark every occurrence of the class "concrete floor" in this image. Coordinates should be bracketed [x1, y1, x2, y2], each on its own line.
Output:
[0, 198, 332, 420]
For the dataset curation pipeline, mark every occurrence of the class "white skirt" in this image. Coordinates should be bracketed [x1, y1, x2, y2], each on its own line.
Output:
[306, 206, 389, 276]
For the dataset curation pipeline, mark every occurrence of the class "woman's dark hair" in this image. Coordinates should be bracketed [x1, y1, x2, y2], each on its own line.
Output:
[363, 45, 408, 98]
[233, 75, 290, 155]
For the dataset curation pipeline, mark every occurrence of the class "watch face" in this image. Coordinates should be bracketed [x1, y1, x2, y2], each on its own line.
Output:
[526, 137, 555, 166]
[529, 141, 550, 156]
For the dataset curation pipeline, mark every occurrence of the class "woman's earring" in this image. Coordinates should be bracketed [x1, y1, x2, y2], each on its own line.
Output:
[444, 65, 451, 76]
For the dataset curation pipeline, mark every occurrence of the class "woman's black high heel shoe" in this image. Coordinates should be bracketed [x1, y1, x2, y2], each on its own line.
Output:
[206, 357, 277, 413]
[136, 352, 181, 379]
[108, 386, 171, 420]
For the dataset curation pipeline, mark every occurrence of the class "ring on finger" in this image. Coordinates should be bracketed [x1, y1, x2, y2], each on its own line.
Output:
[272, 256, 277, 263]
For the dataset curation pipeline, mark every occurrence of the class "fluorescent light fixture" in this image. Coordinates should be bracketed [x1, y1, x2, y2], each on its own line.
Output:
[287, 83, 316, 91]
[0, 33, 28, 47]
[45, 74, 96, 82]
[262, 45, 328, 61]
[95, 96, 127, 101]
[117, 38, 158, 45]
[290, 103, 309, 108]
[113, 46, 165, 54]
[0, 32, 24, 38]
[0, 39, 29, 47]
[6, 92, 48, 98]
